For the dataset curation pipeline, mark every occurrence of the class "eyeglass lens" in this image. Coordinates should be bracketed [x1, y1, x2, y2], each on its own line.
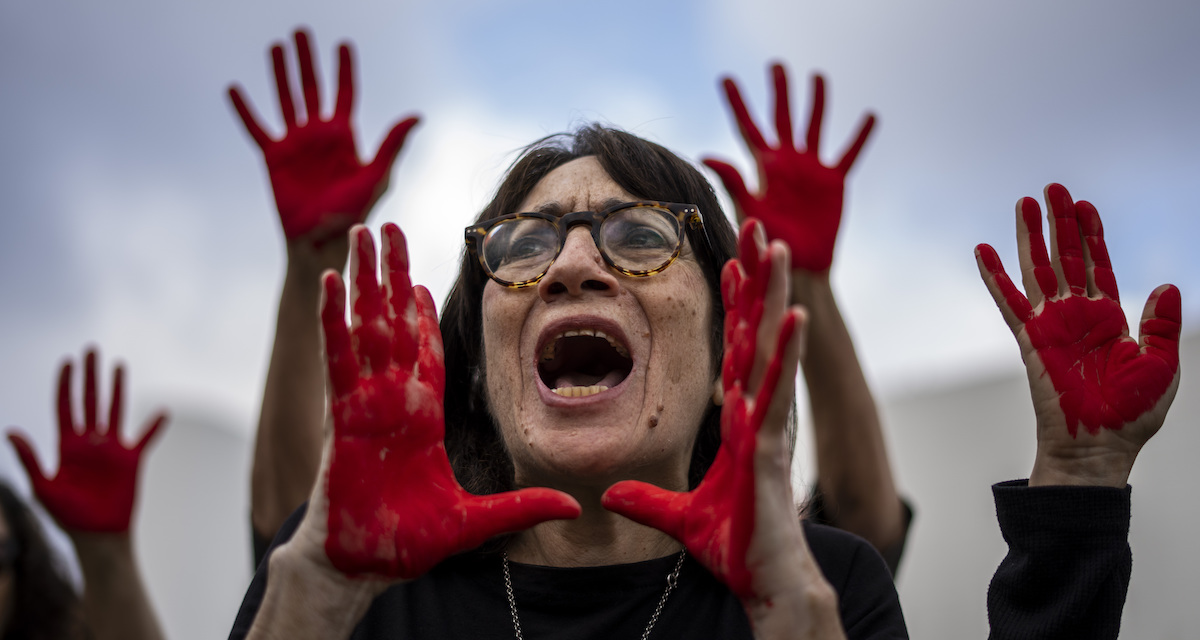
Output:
[481, 206, 681, 283]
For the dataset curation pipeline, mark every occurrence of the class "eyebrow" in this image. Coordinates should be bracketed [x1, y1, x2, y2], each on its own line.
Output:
[531, 198, 629, 216]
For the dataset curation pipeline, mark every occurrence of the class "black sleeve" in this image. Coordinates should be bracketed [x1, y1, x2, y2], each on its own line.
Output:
[987, 480, 1132, 640]
[804, 521, 909, 639]
[805, 483, 915, 578]
[229, 503, 309, 640]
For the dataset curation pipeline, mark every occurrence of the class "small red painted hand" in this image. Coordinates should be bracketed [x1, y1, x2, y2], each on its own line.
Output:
[228, 29, 419, 246]
[703, 63, 875, 272]
[7, 350, 166, 533]
[603, 220, 805, 601]
[320, 224, 580, 578]
[976, 184, 1181, 484]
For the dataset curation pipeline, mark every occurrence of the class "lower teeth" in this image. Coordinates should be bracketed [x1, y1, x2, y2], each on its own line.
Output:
[552, 385, 609, 397]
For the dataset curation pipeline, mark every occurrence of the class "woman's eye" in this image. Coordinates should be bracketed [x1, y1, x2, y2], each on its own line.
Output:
[509, 235, 554, 260]
[622, 226, 670, 249]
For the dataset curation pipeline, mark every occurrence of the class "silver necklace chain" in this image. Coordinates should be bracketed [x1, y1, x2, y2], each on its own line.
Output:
[502, 549, 687, 640]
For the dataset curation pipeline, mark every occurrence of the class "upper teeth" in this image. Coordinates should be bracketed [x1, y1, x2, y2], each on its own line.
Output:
[540, 329, 630, 361]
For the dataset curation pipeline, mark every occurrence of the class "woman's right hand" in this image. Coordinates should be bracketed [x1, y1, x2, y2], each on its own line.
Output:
[287, 223, 580, 584]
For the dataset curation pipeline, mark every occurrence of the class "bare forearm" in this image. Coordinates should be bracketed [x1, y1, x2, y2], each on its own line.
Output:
[71, 533, 164, 640]
[252, 242, 347, 538]
[791, 271, 903, 550]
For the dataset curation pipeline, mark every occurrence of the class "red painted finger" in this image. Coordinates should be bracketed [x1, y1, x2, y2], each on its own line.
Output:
[737, 219, 766, 283]
[83, 349, 98, 432]
[349, 227, 390, 374]
[227, 86, 272, 149]
[6, 431, 49, 489]
[414, 286, 446, 394]
[1045, 183, 1087, 296]
[134, 413, 168, 453]
[722, 77, 769, 153]
[321, 272, 358, 398]
[752, 312, 798, 435]
[835, 113, 877, 174]
[334, 43, 354, 122]
[108, 365, 124, 441]
[460, 488, 581, 548]
[270, 44, 297, 130]
[368, 117, 420, 179]
[701, 159, 753, 219]
[382, 223, 418, 367]
[1016, 196, 1058, 304]
[294, 30, 322, 123]
[56, 362, 74, 438]
[976, 244, 1034, 326]
[1139, 284, 1182, 360]
[1075, 200, 1119, 302]
[601, 480, 688, 539]
[804, 74, 825, 154]
[771, 63, 794, 150]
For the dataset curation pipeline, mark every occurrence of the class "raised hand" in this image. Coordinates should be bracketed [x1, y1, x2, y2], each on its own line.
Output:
[7, 349, 166, 533]
[703, 63, 875, 273]
[319, 224, 580, 578]
[603, 220, 812, 604]
[228, 29, 419, 246]
[976, 183, 1181, 487]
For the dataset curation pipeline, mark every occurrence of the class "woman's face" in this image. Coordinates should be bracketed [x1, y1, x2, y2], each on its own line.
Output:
[482, 156, 715, 492]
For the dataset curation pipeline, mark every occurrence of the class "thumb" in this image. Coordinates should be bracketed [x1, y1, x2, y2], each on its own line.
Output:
[601, 481, 688, 540]
[368, 116, 420, 178]
[134, 412, 168, 454]
[459, 487, 580, 548]
[702, 159, 753, 221]
[7, 430, 50, 491]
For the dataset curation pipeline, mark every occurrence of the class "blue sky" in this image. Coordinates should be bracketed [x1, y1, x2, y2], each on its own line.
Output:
[1, 0, 1198, 480]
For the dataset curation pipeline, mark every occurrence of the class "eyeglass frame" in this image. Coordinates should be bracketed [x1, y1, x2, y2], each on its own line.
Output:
[464, 200, 709, 288]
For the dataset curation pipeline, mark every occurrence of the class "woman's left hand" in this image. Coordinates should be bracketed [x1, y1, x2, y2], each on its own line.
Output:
[604, 220, 844, 636]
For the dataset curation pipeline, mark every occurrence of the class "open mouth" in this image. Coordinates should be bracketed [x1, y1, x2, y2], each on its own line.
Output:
[538, 328, 633, 398]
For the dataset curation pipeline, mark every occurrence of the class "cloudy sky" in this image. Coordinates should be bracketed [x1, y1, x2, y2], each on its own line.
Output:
[1, 0, 1197, 501]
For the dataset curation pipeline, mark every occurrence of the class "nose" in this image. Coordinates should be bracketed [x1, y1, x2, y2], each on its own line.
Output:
[537, 226, 619, 301]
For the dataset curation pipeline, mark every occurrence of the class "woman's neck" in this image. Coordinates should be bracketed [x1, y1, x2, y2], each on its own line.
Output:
[504, 479, 684, 567]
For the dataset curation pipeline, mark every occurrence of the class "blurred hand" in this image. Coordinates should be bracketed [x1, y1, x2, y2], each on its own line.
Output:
[704, 63, 875, 273]
[315, 224, 580, 579]
[975, 183, 1181, 487]
[8, 349, 166, 533]
[228, 29, 419, 247]
[605, 220, 824, 608]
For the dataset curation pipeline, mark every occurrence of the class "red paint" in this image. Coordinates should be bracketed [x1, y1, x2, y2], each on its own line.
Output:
[7, 349, 166, 533]
[322, 224, 580, 578]
[702, 64, 875, 272]
[228, 29, 419, 245]
[603, 219, 795, 601]
[979, 184, 1182, 437]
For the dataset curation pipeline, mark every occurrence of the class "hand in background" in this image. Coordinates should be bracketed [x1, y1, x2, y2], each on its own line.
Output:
[228, 28, 419, 247]
[975, 183, 1181, 488]
[703, 63, 875, 272]
[7, 349, 166, 533]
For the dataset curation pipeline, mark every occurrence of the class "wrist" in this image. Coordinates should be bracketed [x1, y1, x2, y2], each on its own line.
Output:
[255, 540, 388, 637]
[788, 268, 831, 307]
[1029, 448, 1137, 488]
[743, 579, 844, 640]
[286, 236, 351, 275]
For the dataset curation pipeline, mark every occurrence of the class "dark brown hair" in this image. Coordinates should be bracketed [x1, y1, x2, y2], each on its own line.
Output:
[439, 125, 739, 496]
[0, 481, 87, 640]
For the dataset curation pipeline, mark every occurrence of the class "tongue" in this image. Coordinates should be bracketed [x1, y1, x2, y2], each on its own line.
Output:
[554, 369, 624, 390]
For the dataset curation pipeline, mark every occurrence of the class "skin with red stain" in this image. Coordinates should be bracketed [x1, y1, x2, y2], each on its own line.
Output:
[702, 63, 875, 272]
[320, 224, 580, 578]
[228, 29, 418, 246]
[7, 349, 166, 533]
[976, 183, 1181, 484]
[603, 220, 803, 601]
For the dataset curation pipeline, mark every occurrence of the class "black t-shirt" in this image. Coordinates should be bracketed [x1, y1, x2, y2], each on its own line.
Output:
[230, 504, 909, 639]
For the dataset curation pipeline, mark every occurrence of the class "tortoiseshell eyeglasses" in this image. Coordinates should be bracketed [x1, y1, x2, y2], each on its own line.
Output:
[464, 201, 706, 288]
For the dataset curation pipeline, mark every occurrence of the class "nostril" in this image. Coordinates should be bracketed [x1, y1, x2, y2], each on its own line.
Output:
[546, 281, 567, 295]
[582, 279, 610, 291]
